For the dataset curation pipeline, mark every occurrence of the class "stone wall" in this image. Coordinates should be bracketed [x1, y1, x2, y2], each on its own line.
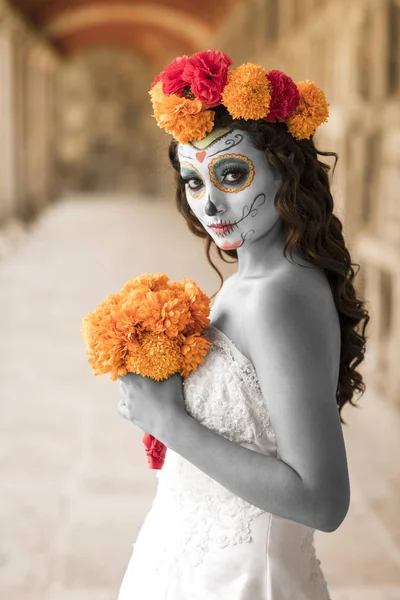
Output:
[0, 0, 59, 226]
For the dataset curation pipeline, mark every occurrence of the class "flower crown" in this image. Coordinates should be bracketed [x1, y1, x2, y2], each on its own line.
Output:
[148, 49, 329, 145]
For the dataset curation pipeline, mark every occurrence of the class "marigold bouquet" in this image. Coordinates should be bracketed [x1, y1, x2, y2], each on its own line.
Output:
[81, 273, 213, 469]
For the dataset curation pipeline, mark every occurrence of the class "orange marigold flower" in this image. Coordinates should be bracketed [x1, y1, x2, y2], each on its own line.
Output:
[180, 332, 213, 378]
[125, 331, 183, 381]
[121, 273, 170, 294]
[81, 291, 144, 380]
[285, 80, 329, 140]
[169, 110, 215, 144]
[149, 80, 215, 143]
[221, 63, 272, 120]
[136, 289, 192, 337]
[181, 278, 211, 334]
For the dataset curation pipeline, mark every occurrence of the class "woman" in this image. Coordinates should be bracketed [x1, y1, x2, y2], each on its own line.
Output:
[117, 51, 370, 599]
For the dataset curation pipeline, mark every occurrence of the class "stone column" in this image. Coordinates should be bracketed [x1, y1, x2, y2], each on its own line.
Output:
[25, 45, 49, 216]
[13, 28, 29, 218]
[0, 27, 15, 223]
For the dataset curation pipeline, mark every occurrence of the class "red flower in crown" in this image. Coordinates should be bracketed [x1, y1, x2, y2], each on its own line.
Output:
[264, 70, 300, 122]
[158, 55, 191, 96]
[182, 50, 233, 107]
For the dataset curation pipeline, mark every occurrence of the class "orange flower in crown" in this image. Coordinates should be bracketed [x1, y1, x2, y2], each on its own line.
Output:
[148, 49, 330, 143]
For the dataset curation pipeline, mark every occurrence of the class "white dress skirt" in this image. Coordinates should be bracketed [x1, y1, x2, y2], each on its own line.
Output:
[118, 325, 332, 599]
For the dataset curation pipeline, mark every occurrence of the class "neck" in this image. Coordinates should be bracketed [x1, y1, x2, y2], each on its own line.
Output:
[236, 217, 287, 280]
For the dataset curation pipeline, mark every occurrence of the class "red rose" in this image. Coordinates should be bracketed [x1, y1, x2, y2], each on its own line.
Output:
[182, 50, 233, 106]
[142, 433, 167, 469]
[264, 70, 300, 122]
[160, 55, 190, 96]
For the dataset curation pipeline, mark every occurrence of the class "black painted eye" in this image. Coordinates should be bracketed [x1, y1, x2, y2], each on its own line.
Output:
[186, 178, 203, 191]
[220, 166, 248, 185]
[222, 170, 244, 182]
[180, 175, 202, 189]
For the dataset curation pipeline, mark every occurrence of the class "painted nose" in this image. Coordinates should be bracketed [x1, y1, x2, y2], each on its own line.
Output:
[204, 192, 226, 217]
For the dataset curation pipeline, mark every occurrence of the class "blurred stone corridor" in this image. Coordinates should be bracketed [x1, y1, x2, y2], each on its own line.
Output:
[1, 195, 400, 599]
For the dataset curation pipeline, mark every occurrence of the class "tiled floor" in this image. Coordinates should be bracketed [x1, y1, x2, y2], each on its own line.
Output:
[1, 194, 399, 599]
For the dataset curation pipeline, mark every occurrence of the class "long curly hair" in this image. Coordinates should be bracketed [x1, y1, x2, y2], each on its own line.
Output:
[168, 105, 370, 424]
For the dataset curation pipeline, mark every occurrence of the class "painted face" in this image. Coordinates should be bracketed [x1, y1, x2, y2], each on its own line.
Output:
[178, 127, 282, 251]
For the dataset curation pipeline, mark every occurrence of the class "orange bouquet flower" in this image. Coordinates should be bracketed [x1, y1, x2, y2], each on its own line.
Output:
[81, 273, 212, 469]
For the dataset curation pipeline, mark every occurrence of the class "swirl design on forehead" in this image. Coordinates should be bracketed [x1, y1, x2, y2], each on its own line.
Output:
[205, 133, 244, 157]
[209, 154, 255, 193]
[179, 131, 244, 161]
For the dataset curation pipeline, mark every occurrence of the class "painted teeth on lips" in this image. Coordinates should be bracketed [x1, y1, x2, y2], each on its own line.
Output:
[209, 221, 236, 234]
[209, 221, 235, 227]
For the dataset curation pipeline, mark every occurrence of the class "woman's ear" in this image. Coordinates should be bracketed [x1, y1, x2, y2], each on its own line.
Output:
[288, 152, 294, 162]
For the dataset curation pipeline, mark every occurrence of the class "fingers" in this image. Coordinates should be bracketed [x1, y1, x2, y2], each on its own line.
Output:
[117, 397, 129, 419]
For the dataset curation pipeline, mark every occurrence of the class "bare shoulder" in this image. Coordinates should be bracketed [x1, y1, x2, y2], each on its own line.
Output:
[264, 259, 336, 312]
[246, 260, 341, 376]
[243, 257, 342, 384]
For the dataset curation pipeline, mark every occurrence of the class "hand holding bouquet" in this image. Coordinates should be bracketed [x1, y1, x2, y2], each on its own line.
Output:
[81, 273, 212, 469]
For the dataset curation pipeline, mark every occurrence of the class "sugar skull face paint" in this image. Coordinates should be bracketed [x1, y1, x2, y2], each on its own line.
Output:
[208, 154, 255, 193]
[178, 127, 282, 253]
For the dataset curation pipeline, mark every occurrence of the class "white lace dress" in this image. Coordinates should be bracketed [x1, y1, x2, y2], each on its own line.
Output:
[118, 324, 332, 600]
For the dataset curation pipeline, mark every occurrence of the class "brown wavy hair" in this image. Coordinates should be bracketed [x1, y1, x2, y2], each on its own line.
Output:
[168, 105, 370, 424]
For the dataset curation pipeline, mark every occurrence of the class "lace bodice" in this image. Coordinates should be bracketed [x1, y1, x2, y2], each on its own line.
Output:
[182, 325, 276, 445]
[154, 325, 277, 568]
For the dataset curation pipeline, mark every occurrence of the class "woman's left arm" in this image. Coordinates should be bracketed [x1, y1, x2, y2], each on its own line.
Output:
[162, 275, 350, 533]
